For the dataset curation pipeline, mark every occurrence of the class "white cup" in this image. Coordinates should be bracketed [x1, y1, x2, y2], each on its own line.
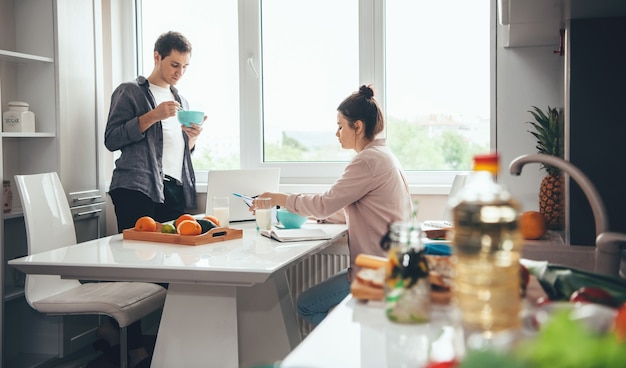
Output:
[213, 196, 230, 228]
[254, 197, 272, 231]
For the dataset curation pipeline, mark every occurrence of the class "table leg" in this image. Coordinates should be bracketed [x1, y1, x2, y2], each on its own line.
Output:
[151, 283, 238, 368]
[151, 272, 301, 368]
[237, 271, 302, 367]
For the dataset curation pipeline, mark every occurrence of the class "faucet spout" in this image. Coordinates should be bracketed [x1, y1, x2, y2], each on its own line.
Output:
[508, 154, 609, 239]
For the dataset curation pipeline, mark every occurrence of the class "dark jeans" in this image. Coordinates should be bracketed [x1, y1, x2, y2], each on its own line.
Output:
[107, 181, 183, 350]
[296, 268, 350, 326]
[109, 181, 185, 233]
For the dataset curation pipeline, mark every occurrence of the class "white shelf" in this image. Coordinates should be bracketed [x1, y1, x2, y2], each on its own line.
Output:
[1, 132, 56, 138]
[0, 49, 53, 64]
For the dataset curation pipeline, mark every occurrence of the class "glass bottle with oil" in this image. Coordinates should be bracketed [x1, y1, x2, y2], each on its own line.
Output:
[448, 152, 524, 347]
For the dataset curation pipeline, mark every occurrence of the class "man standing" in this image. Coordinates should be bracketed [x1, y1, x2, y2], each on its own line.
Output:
[102, 31, 204, 367]
[105, 31, 205, 232]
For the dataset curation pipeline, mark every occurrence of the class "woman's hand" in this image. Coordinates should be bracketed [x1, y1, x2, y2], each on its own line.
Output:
[249, 192, 288, 211]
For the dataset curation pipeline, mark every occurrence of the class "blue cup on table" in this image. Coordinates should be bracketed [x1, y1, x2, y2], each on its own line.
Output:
[276, 209, 307, 229]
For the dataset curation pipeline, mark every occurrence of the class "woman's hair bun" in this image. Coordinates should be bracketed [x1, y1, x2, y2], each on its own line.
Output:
[359, 85, 374, 99]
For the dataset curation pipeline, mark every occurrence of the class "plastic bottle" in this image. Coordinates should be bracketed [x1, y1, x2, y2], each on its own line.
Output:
[448, 152, 524, 346]
[383, 221, 431, 324]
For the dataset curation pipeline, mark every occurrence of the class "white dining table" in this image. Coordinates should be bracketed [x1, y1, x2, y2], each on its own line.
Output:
[9, 221, 348, 368]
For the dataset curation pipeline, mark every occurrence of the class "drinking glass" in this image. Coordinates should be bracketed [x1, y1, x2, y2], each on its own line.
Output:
[254, 197, 273, 231]
[213, 196, 230, 228]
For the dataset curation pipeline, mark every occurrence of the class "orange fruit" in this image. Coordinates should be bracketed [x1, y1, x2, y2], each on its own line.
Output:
[519, 211, 547, 240]
[175, 214, 197, 228]
[134, 216, 157, 232]
[177, 219, 202, 236]
[203, 215, 221, 227]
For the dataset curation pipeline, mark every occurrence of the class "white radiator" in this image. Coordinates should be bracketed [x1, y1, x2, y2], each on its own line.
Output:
[285, 239, 350, 337]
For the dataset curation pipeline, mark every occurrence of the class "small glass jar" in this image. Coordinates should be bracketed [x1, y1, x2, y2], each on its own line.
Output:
[383, 221, 431, 324]
[3, 180, 12, 213]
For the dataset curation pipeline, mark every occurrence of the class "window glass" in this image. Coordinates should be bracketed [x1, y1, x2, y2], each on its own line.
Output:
[261, 0, 359, 163]
[136, 0, 492, 185]
[139, 0, 240, 170]
[386, 0, 491, 171]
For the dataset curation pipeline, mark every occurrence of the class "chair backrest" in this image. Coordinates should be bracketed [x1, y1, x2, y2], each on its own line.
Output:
[14, 172, 80, 307]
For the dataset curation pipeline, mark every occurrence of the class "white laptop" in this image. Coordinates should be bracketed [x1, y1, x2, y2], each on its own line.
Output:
[206, 168, 281, 222]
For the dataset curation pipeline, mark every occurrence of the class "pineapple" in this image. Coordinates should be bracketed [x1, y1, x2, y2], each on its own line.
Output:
[527, 106, 564, 230]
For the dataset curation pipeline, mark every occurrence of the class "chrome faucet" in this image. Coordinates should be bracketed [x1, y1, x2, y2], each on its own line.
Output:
[509, 153, 609, 238]
[509, 154, 622, 276]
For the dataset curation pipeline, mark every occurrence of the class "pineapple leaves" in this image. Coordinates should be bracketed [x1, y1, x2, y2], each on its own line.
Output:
[526, 106, 563, 175]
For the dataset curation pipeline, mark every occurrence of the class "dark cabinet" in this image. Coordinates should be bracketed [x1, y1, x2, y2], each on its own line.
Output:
[567, 16, 626, 245]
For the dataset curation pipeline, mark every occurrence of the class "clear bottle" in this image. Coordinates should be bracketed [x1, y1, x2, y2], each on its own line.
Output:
[448, 152, 523, 345]
[384, 221, 431, 324]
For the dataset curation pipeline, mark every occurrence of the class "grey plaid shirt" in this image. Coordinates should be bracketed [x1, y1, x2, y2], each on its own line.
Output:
[104, 76, 197, 209]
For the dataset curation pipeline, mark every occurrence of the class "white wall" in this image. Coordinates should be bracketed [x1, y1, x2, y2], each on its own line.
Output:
[495, 24, 564, 212]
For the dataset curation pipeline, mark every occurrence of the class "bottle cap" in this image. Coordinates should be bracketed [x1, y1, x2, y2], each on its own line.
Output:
[473, 152, 499, 174]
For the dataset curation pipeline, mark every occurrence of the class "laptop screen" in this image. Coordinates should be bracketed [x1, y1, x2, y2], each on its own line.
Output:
[206, 168, 281, 222]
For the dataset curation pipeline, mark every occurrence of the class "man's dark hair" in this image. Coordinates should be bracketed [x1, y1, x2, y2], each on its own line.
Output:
[154, 31, 192, 59]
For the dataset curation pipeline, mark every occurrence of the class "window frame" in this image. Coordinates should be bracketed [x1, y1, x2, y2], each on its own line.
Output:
[128, 0, 496, 194]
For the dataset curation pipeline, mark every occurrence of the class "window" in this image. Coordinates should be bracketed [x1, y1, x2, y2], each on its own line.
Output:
[386, 0, 491, 172]
[138, 0, 240, 171]
[136, 0, 493, 190]
[261, 0, 359, 163]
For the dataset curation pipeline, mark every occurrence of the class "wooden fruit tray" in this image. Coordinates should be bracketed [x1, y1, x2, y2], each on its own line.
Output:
[122, 227, 243, 246]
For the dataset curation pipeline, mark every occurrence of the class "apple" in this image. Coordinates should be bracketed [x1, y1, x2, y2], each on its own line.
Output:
[569, 286, 620, 308]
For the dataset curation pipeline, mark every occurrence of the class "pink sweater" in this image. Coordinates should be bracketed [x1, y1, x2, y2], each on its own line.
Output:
[285, 139, 411, 276]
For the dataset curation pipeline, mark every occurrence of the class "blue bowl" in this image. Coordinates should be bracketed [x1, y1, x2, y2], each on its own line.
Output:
[276, 209, 307, 229]
[177, 110, 204, 127]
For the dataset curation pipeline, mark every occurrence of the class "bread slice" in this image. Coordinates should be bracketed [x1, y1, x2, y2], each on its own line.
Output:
[355, 254, 387, 270]
[355, 267, 385, 288]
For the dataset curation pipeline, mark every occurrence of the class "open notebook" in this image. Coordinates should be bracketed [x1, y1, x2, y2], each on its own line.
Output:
[260, 228, 331, 242]
[206, 168, 280, 222]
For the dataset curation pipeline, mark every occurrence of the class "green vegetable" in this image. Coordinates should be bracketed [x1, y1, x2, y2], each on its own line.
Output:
[516, 309, 626, 367]
[460, 309, 626, 367]
[523, 260, 626, 303]
[460, 350, 524, 368]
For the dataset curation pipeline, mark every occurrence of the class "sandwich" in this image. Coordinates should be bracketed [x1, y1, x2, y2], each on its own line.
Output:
[350, 253, 452, 304]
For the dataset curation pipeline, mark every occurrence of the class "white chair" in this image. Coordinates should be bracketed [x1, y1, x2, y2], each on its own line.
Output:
[14, 172, 167, 368]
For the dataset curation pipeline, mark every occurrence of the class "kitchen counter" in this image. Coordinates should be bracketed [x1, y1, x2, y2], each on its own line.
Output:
[282, 235, 605, 368]
[522, 242, 596, 272]
[281, 296, 461, 368]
